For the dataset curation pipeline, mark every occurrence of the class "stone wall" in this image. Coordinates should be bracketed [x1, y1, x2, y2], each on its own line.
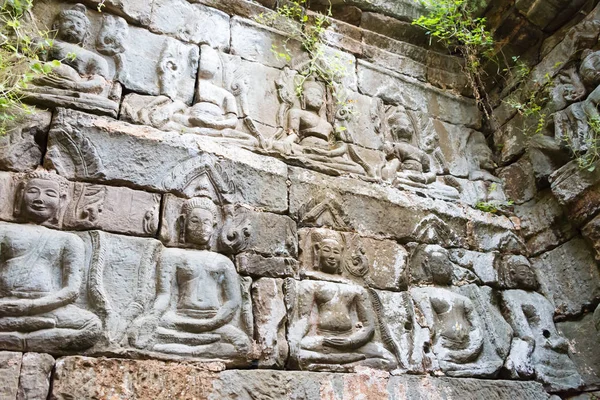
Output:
[0, 0, 597, 399]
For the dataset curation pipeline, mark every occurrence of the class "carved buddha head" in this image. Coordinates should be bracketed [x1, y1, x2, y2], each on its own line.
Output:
[15, 170, 69, 224]
[312, 231, 344, 275]
[54, 3, 90, 44]
[302, 81, 325, 111]
[580, 50, 600, 88]
[180, 197, 219, 247]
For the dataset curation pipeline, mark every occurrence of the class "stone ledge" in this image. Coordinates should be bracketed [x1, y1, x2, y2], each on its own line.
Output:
[47, 355, 552, 400]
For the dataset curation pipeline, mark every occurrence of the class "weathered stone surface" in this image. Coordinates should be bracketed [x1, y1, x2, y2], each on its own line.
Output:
[449, 249, 498, 286]
[493, 114, 528, 166]
[286, 278, 397, 372]
[298, 227, 408, 291]
[0, 170, 160, 237]
[236, 253, 298, 278]
[149, 0, 230, 48]
[583, 213, 600, 260]
[50, 357, 552, 399]
[502, 290, 584, 392]
[357, 60, 481, 128]
[78, 0, 151, 23]
[361, 45, 426, 81]
[498, 155, 537, 204]
[289, 167, 516, 252]
[230, 17, 302, 69]
[33, 1, 199, 105]
[0, 111, 51, 173]
[557, 312, 600, 387]
[550, 160, 600, 206]
[160, 194, 297, 256]
[45, 109, 288, 213]
[374, 290, 437, 374]
[0, 221, 102, 354]
[410, 286, 507, 378]
[533, 238, 600, 317]
[515, 191, 576, 256]
[360, 12, 431, 48]
[0, 352, 22, 400]
[567, 182, 600, 227]
[17, 353, 55, 400]
[251, 278, 288, 368]
[51, 356, 222, 400]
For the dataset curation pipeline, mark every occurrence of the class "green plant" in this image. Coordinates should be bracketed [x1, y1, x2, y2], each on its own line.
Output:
[412, 0, 494, 118]
[255, 1, 351, 110]
[575, 114, 600, 171]
[475, 199, 514, 214]
[0, 0, 67, 135]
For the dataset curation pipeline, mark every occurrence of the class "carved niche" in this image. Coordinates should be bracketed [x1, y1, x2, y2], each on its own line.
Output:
[0, 170, 101, 353]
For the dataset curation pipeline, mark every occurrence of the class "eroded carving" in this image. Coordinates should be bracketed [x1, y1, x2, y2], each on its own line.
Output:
[0, 172, 101, 352]
[24, 4, 120, 117]
[286, 278, 397, 372]
[128, 197, 252, 362]
[497, 255, 539, 290]
[502, 290, 583, 391]
[411, 287, 503, 377]
[297, 195, 349, 230]
[381, 107, 459, 200]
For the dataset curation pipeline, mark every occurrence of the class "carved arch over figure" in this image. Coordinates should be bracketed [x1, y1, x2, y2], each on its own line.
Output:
[160, 154, 236, 203]
[412, 214, 463, 248]
[45, 126, 105, 179]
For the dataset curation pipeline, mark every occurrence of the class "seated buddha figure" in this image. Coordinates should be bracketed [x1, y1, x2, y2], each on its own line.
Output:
[27, 4, 118, 115]
[273, 81, 366, 174]
[289, 231, 397, 371]
[411, 287, 502, 377]
[0, 170, 101, 353]
[129, 197, 251, 360]
[381, 109, 435, 187]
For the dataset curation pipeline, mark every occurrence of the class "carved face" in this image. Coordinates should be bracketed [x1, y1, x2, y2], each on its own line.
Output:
[389, 113, 412, 142]
[304, 87, 324, 110]
[184, 207, 216, 246]
[509, 263, 538, 290]
[57, 15, 88, 43]
[199, 53, 219, 80]
[317, 238, 343, 274]
[22, 178, 62, 223]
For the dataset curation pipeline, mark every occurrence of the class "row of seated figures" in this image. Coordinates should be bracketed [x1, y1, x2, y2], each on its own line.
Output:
[0, 171, 583, 390]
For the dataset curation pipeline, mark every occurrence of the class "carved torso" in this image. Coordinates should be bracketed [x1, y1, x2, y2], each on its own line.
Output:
[0, 223, 82, 298]
[313, 282, 360, 335]
[49, 40, 110, 79]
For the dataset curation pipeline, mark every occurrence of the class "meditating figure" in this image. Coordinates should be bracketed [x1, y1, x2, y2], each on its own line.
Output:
[0, 171, 101, 353]
[26, 4, 118, 115]
[289, 231, 397, 371]
[129, 197, 251, 360]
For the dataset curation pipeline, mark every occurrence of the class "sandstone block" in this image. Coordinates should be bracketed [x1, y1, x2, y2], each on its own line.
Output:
[533, 238, 600, 317]
[0, 352, 22, 400]
[0, 111, 51, 173]
[45, 109, 288, 213]
[557, 311, 600, 387]
[251, 278, 288, 368]
[17, 353, 55, 400]
[357, 60, 481, 128]
[236, 253, 298, 278]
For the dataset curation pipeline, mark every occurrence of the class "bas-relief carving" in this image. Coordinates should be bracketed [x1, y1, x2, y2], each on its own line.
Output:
[298, 228, 408, 291]
[380, 106, 461, 200]
[128, 196, 253, 363]
[255, 77, 371, 177]
[0, 170, 101, 353]
[25, 4, 122, 117]
[410, 287, 505, 377]
[502, 289, 583, 391]
[122, 45, 262, 144]
[408, 244, 479, 287]
[496, 255, 539, 290]
[285, 278, 397, 372]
